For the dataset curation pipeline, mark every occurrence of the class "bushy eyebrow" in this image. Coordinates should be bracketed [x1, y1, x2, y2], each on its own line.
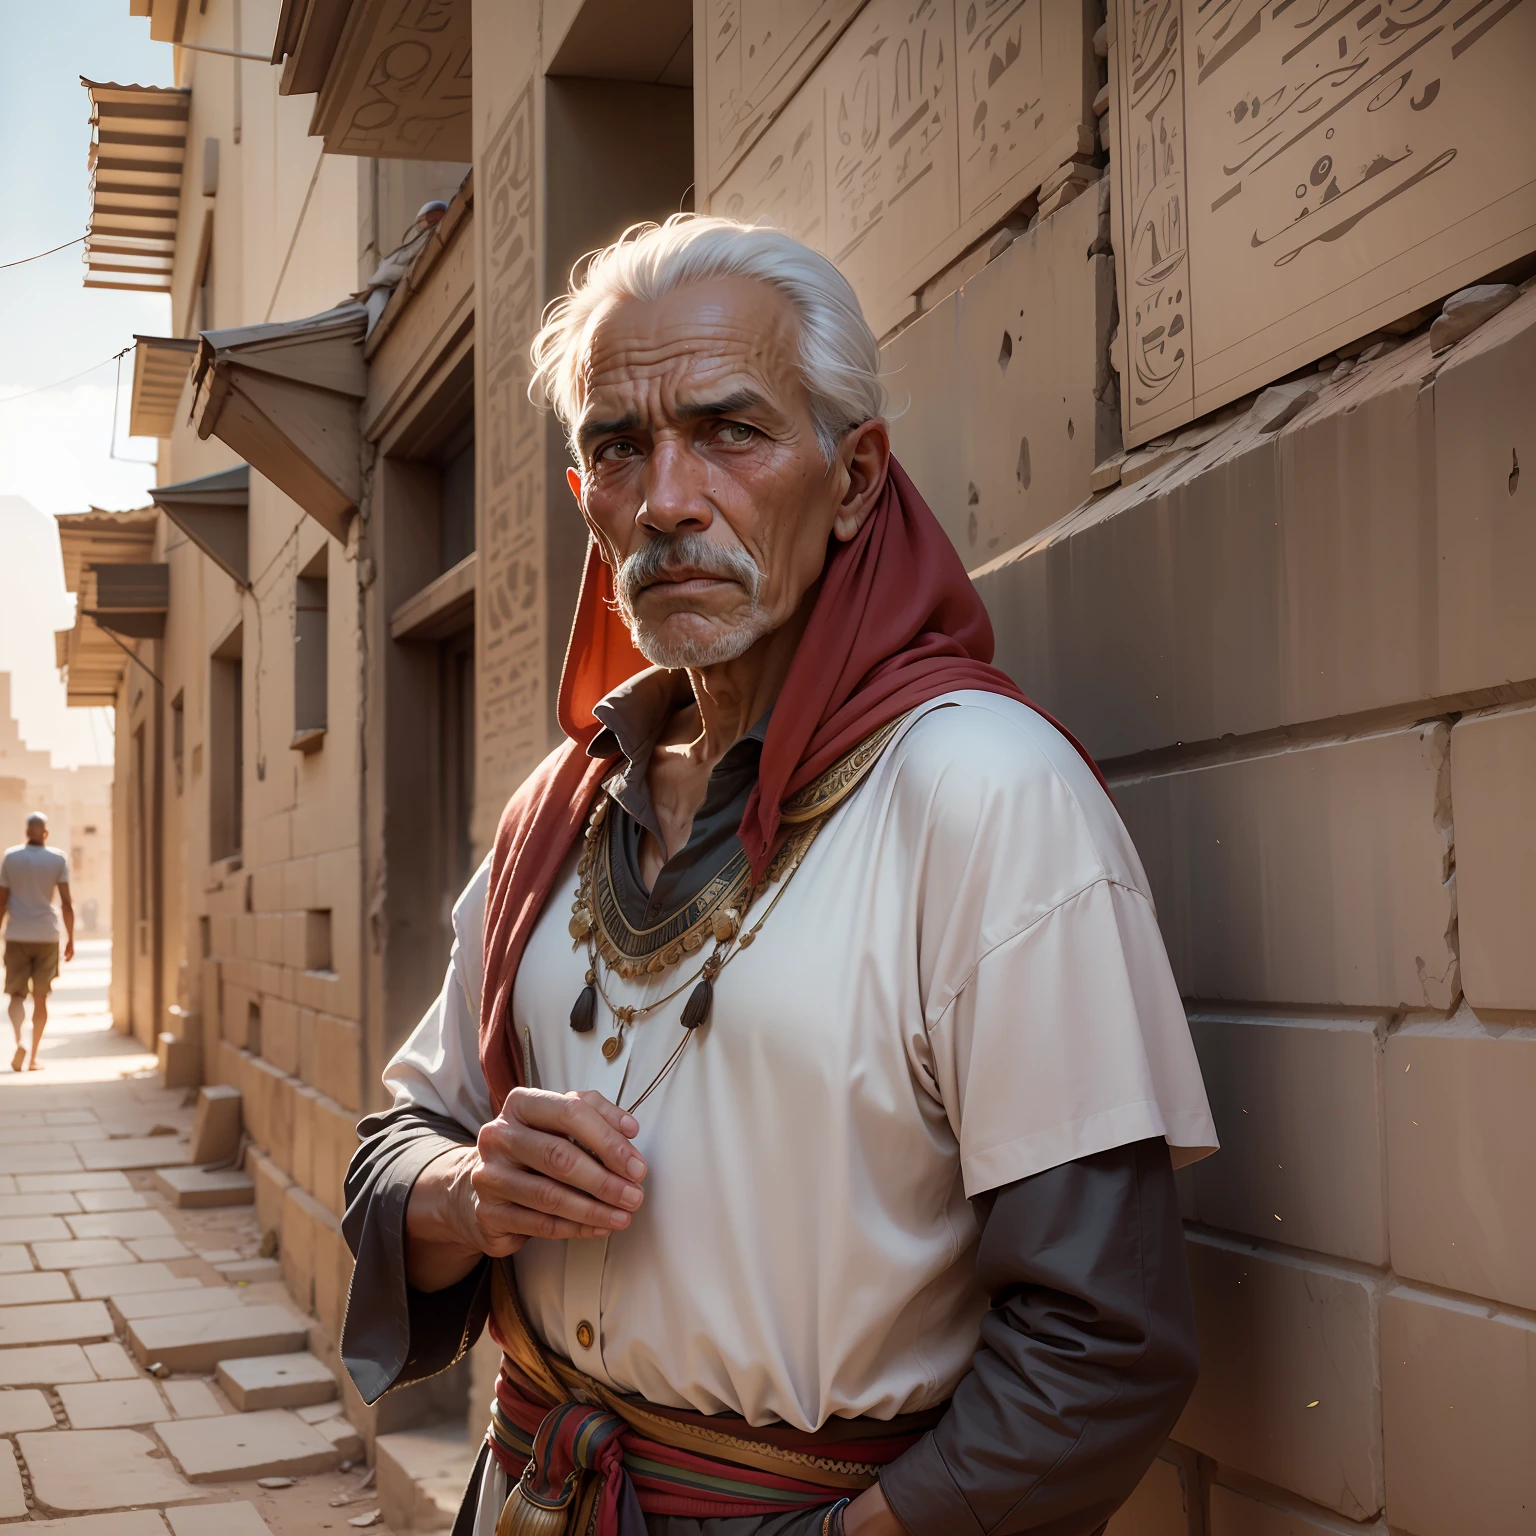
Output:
[576, 389, 770, 454]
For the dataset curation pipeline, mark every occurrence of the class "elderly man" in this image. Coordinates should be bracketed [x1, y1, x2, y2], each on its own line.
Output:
[0, 813, 73, 1074]
[343, 217, 1216, 1536]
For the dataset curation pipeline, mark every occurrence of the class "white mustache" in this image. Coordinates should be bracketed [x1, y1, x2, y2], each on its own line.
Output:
[616, 534, 764, 616]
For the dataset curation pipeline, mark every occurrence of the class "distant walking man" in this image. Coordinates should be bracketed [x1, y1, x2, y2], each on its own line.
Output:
[0, 814, 73, 1072]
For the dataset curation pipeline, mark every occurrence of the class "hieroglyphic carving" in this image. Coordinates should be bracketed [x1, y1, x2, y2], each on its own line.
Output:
[710, 0, 1095, 337]
[1112, 0, 1536, 447]
[475, 79, 545, 839]
[320, 0, 473, 161]
[701, 0, 862, 195]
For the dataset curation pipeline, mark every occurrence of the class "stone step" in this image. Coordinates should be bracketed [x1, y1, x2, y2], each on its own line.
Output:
[127, 1304, 309, 1372]
[319, 1413, 364, 1461]
[216, 1350, 337, 1410]
[215, 1256, 282, 1284]
[108, 1285, 246, 1329]
[155, 1166, 256, 1209]
[156, 1407, 340, 1482]
[377, 1421, 480, 1534]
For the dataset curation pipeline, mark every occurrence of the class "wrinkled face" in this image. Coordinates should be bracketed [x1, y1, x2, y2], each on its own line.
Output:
[568, 277, 858, 669]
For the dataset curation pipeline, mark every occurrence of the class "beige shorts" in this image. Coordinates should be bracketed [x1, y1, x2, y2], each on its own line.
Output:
[4, 942, 59, 998]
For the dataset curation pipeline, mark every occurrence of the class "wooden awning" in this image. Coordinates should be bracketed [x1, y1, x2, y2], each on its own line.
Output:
[55, 507, 161, 705]
[151, 464, 249, 585]
[82, 79, 190, 295]
[270, 0, 471, 160]
[130, 335, 200, 437]
[192, 302, 367, 542]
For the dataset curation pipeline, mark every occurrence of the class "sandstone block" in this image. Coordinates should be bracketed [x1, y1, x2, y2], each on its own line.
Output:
[217, 1257, 282, 1284]
[0, 1388, 56, 1432]
[33, 1514, 171, 1536]
[82, 1341, 138, 1379]
[314, 1013, 362, 1112]
[57, 1378, 169, 1429]
[188, 1084, 242, 1164]
[155, 1166, 255, 1208]
[1116, 726, 1456, 1009]
[280, 1183, 328, 1313]
[319, 1413, 364, 1459]
[127, 1234, 190, 1261]
[128, 1304, 308, 1372]
[312, 1211, 354, 1345]
[76, 1188, 148, 1212]
[1175, 1235, 1382, 1519]
[167, 1501, 275, 1536]
[65, 1209, 175, 1241]
[249, 1148, 292, 1241]
[18, 1426, 199, 1510]
[0, 1215, 71, 1244]
[1449, 704, 1536, 1009]
[16, 1172, 129, 1193]
[288, 1079, 322, 1193]
[108, 1286, 245, 1327]
[1103, 1453, 1190, 1535]
[0, 1192, 82, 1217]
[0, 1300, 112, 1347]
[158, 1031, 201, 1090]
[217, 1350, 337, 1410]
[1385, 1023, 1536, 1313]
[377, 1422, 479, 1533]
[261, 997, 300, 1078]
[0, 1271, 74, 1305]
[0, 1245, 29, 1271]
[32, 1239, 133, 1271]
[309, 1094, 357, 1220]
[0, 1443, 22, 1518]
[161, 1378, 223, 1418]
[72, 1262, 198, 1299]
[156, 1406, 338, 1481]
[1382, 1287, 1536, 1536]
[79, 1137, 190, 1172]
[0, 1344, 96, 1386]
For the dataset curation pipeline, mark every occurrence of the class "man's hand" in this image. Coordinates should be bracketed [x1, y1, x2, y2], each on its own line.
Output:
[841, 1486, 909, 1536]
[63, 939, 74, 963]
[404, 1088, 647, 1292]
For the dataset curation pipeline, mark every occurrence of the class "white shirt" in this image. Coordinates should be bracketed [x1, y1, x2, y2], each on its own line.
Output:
[0, 843, 70, 943]
[385, 692, 1216, 1430]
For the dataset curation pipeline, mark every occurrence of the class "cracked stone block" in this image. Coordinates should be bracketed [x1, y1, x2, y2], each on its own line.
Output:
[1385, 1025, 1536, 1314]
[129, 1304, 309, 1372]
[82, 1341, 138, 1380]
[109, 1286, 245, 1329]
[217, 1351, 337, 1411]
[64, 1210, 176, 1242]
[18, 1426, 200, 1511]
[156, 1167, 255, 1209]
[58, 1378, 169, 1429]
[156, 1407, 339, 1481]
[1382, 1288, 1536, 1536]
[162, 1378, 223, 1418]
[0, 1301, 113, 1348]
[0, 1271, 75, 1306]
[1114, 724, 1457, 1009]
[32, 1239, 134, 1271]
[166, 1500, 274, 1536]
[0, 1388, 56, 1432]
[1430, 283, 1519, 353]
[1175, 1235, 1383, 1520]
[72, 1263, 198, 1299]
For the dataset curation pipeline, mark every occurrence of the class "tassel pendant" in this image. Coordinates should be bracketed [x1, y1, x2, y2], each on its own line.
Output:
[569, 983, 597, 1034]
[680, 976, 713, 1030]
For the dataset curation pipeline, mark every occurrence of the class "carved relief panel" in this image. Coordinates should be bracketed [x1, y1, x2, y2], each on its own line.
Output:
[707, 0, 1096, 336]
[1110, 0, 1536, 448]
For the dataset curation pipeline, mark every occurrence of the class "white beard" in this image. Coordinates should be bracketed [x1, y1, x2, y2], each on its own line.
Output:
[616, 532, 772, 669]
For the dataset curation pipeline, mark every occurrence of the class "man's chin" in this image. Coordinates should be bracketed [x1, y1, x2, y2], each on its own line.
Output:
[632, 613, 770, 670]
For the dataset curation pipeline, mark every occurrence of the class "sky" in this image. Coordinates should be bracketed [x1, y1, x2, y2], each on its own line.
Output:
[0, 3, 174, 767]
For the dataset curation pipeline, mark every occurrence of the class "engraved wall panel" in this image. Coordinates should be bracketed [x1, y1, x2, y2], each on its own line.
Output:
[711, 0, 1095, 336]
[1109, 0, 1536, 448]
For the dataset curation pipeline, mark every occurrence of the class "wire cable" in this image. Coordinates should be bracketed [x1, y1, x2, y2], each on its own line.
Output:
[0, 235, 85, 271]
[0, 349, 128, 408]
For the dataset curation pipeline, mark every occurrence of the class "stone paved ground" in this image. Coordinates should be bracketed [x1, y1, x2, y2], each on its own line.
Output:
[0, 942, 396, 1534]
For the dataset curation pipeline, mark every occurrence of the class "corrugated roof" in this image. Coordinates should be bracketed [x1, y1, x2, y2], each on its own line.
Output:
[81, 78, 190, 295]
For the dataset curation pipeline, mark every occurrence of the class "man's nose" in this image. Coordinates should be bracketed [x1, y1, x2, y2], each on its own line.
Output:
[637, 438, 712, 537]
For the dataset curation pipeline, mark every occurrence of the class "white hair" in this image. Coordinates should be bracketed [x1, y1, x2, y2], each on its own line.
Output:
[529, 215, 886, 463]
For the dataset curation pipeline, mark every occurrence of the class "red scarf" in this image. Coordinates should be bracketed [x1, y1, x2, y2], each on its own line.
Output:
[478, 455, 1102, 1110]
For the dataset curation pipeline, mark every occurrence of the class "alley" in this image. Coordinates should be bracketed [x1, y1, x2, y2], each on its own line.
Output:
[0, 941, 390, 1534]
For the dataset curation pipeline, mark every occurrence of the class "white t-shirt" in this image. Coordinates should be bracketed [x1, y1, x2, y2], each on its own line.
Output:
[0, 843, 71, 943]
[384, 692, 1218, 1429]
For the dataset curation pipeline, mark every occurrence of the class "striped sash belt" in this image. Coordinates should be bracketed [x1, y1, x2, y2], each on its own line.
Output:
[485, 1261, 938, 1536]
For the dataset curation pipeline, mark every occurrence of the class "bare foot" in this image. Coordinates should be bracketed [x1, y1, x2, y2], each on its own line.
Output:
[10, 1046, 24, 1073]
[26, 1062, 40, 1072]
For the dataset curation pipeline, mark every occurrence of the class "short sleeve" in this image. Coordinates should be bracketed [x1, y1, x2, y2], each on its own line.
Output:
[57, 853, 71, 885]
[928, 876, 1217, 1197]
[0, 855, 10, 890]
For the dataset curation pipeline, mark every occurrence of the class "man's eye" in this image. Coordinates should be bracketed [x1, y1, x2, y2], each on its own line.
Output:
[718, 422, 755, 445]
[596, 441, 640, 462]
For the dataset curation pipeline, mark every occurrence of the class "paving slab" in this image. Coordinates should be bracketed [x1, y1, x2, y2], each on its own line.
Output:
[0, 1441, 23, 1517]
[110, 1286, 246, 1327]
[58, 1378, 170, 1428]
[156, 1407, 340, 1481]
[166, 1501, 274, 1536]
[156, 1167, 256, 1209]
[0, 1270, 74, 1306]
[0, 1215, 73, 1243]
[217, 1351, 337, 1410]
[162, 1378, 224, 1418]
[43, 1112, 99, 1127]
[18, 1172, 131, 1194]
[195, 1247, 244, 1264]
[0, 1344, 96, 1386]
[129, 1235, 191, 1261]
[75, 1189, 149, 1212]
[217, 1258, 282, 1284]
[0, 1300, 114, 1347]
[0, 1388, 58, 1432]
[0, 1245, 31, 1272]
[33, 1239, 134, 1270]
[81, 1137, 190, 1172]
[0, 1146, 84, 1175]
[129, 1305, 309, 1372]
[0, 1193, 81, 1217]
[18, 1425, 201, 1510]
[26, 1514, 170, 1536]
[82, 1341, 138, 1380]
[66, 1210, 176, 1241]
[73, 1262, 198, 1299]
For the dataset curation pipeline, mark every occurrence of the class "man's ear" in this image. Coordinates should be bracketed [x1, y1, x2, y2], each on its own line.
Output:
[566, 466, 583, 502]
[830, 419, 891, 542]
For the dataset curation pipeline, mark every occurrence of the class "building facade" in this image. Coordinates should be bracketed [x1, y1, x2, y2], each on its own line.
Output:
[61, 0, 1535, 1529]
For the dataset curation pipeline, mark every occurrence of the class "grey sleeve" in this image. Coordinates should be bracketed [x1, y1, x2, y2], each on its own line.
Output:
[340, 1104, 492, 1405]
[877, 1137, 1198, 1536]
